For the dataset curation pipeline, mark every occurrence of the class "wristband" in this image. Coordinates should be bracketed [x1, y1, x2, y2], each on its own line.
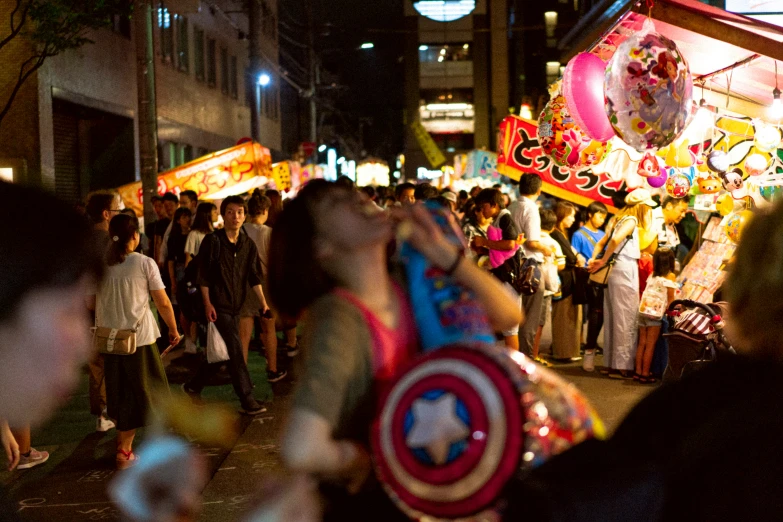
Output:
[444, 252, 464, 276]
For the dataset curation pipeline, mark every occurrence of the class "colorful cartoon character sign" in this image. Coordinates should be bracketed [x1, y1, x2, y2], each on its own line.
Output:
[637, 153, 660, 178]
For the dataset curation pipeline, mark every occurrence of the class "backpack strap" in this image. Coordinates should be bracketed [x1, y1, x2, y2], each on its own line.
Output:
[578, 228, 598, 248]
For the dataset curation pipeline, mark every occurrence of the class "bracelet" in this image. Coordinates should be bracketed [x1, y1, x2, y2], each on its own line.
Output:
[444, 252, 464, 276]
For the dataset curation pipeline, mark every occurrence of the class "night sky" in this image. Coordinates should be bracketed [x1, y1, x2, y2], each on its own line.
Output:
[278, 0, 406, 167]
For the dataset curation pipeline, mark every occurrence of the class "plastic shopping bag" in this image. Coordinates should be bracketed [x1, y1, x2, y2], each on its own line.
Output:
[206, 322, 230, 363]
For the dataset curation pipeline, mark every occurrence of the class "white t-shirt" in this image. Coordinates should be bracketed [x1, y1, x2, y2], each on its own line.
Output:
[185, 230, 207, 257]
[652, 206, 680, 249]
[244, 223, 272, 275]
[509, 196, 543, 263]
[96, 253, 165, 347]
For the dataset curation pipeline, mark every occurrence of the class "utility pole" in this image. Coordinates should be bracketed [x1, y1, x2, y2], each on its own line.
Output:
[307, 0, 317, 162]
[248, 0, 263, 144]
[135, 0, 159, 227]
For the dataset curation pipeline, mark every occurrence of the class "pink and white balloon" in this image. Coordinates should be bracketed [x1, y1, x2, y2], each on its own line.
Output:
[562, 53, 614, 142]
[744, 154, 767, 176]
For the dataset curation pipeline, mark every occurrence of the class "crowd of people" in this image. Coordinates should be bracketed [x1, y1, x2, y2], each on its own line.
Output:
[0, 172, 713, 521]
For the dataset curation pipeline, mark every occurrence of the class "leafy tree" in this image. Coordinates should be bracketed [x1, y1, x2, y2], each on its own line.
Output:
[0, 0, 131, 126]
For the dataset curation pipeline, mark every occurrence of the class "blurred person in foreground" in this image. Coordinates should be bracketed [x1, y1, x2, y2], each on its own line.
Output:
[268, 180, 521, 521]
[505, 200, 783, 522]
[0, 182, 104, 518]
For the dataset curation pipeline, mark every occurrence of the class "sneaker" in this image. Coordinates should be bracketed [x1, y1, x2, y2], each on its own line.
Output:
[582, 350, 596, 372]
[285, 343, 299, 357]
[17, 448, 49, 470]
[267, 369, 288, 383]
[96, 411, 115, 432]
[239, 399, 267, 416]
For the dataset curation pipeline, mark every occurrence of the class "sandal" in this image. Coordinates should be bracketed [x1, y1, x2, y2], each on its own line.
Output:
[633, 372, 641, 381]
[640, 374, 658, 384]
[116, 449, 138, 470]
[598, 367, 611, 375]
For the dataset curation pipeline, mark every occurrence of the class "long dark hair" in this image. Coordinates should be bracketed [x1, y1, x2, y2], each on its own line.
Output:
[268, 180, 341, 320]
[171, 207, 192, 236]
[107, 214, 139, 266]
[192, 202, 215, 234]
[653, 247, 676, 278]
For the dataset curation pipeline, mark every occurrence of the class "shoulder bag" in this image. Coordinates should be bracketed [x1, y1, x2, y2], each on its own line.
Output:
[92, 301, 148, 356]
[588, 218, 634, 288]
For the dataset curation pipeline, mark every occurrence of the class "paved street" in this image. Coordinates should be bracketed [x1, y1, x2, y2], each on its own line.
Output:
[2, 340, 653, 522]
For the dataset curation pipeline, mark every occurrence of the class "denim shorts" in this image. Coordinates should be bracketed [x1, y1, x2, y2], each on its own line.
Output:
[638, 315, 663, 328]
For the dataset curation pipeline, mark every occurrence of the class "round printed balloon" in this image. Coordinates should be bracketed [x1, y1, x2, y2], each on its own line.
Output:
[724, 210, 753, 244]
[666, 171, 691, 198]
[604, 24, 693, 152]
[716, 193, 734, 216]
[537, 94, 611, 169]
[563, 53, 614, 141]
[754, 124, 781, 153]
[744, 154, 768, 176]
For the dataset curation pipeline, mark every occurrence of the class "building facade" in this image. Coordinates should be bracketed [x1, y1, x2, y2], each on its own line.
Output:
[402, 0, 510, 177]
[0, 0, 281, 204]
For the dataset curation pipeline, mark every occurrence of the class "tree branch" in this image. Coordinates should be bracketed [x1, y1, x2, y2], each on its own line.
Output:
[0, 50, 48, 127]
[0, 0, 31, 52]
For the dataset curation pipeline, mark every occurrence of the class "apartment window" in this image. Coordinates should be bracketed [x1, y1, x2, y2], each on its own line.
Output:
[111, 1, 131, 39]
[158, 3, 173, 62]
[194, 27, 205, 81]
[220, 47, 229, 95]
[229, 56, 238, 99]
[206, 38, 217, 87]
[176, 15, 189, 72]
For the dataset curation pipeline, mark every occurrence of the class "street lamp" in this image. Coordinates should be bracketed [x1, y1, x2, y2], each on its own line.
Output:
[361, 42, 374, 49]
[258, 73, 271, 86]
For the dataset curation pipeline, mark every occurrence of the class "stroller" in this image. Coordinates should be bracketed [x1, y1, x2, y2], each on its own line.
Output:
[662, 299, 736, 383]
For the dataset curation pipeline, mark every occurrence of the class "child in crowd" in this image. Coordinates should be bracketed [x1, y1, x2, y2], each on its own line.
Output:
[534, 209, 565, 365]
[636, 248, 678, 383]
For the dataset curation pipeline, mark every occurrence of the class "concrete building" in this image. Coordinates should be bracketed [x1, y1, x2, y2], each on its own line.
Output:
[402, 0, 510, 177]
[0, 0, 281, 204]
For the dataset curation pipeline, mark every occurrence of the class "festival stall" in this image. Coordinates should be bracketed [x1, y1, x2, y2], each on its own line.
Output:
[497, 0, 783, 301]
[117, 142, 273, 215]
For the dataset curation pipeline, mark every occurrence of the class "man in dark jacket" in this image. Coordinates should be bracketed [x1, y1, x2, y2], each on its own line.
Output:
[184, 196, 268, 415]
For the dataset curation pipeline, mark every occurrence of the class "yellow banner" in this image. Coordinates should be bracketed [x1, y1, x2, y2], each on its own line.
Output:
[410, 120, 446, 168]
[118, 143, 272, 215]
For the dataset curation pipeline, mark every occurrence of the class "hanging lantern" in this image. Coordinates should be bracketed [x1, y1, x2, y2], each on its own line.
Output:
[604, 20, 693, 152]
[754, 124, 781, 153]
[537, 94, 611, 169]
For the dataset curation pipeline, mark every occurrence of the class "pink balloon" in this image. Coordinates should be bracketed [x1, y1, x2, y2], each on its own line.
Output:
[647, 165, 667, 188]
[563, 53, 615, 142]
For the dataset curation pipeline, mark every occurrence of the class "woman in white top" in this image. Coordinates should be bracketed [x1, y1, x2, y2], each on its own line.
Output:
[184, 202, 217, 265]
[91, 214, 180, 469]
[589, 190, 656, 379]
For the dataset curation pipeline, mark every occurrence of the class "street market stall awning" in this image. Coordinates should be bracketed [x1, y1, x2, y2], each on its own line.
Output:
[559, 0, 783, 119]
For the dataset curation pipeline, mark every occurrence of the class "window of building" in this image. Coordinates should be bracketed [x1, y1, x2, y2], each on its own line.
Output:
[176, 14, 189, 72]
[111, 2, 131, 39]
[206, 38, 217, 87]
[230, 56, 238, 99]
[220, 47, 229, 95]
[158, 3, 173, 62]
[194, 27, 205, 81]
[419, 43, 472, 63]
